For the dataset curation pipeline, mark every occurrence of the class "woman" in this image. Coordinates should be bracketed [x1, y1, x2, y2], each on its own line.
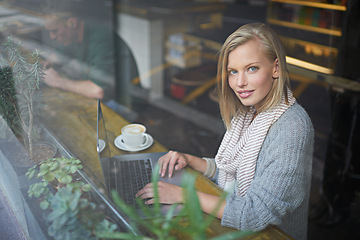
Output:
[137, 23, 314, 240]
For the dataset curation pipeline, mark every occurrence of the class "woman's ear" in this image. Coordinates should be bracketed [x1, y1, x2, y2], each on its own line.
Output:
[272, 58, 280, 79]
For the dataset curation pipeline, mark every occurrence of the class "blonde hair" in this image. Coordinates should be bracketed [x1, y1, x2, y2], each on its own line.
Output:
[217, 22, 290, 128]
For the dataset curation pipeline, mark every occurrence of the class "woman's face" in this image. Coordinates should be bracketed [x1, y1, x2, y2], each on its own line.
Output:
[227, 38, 279, 111]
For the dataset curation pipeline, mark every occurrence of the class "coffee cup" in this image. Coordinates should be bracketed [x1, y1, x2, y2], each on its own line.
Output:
[121, 123, 147, 148]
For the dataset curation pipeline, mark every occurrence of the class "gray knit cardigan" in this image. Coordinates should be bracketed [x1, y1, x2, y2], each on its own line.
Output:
[212, 102, 314, 240]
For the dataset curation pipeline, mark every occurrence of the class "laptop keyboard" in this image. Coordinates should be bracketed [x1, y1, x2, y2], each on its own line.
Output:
[115, 159, 153, 208]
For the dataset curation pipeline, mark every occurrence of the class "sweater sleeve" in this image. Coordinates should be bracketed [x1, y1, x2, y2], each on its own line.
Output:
[221, 104, 314, 232]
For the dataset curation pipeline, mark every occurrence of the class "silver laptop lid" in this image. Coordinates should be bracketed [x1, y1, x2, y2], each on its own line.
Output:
[96, 98, 114, 195]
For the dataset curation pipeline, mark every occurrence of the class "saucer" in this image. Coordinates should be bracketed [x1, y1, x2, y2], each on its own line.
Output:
[114, 133, 153, 152]
[97, 139, 106, 153]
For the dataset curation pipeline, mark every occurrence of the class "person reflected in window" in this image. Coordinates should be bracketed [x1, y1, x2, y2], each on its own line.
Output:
[137, 23, 314, 240]
[42, 0, 118, 102]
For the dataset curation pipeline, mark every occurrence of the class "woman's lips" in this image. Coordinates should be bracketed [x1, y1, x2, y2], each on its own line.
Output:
[237, 90, 254, 98]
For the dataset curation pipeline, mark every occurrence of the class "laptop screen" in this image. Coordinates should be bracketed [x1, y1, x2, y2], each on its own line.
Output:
[96, 98, 113, 195]
[97, 99, 111, 157]
[93, 99, 141, 233]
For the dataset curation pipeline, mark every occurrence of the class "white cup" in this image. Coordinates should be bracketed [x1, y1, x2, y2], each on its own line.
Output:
[121, 124, 147, 148]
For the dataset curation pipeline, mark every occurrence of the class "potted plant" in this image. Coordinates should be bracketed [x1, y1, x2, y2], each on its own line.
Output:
[0, 36, 56, 164]
[26, 156, 118, 239]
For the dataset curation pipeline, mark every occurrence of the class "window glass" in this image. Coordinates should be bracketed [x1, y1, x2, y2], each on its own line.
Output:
[0, 0, 354, 239]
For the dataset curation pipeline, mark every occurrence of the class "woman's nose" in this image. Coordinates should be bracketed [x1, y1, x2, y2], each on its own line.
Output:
[237, 73, 247, 87]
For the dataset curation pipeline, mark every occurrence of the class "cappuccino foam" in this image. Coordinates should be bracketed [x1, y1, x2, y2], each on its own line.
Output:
[123, 125, 145, 135]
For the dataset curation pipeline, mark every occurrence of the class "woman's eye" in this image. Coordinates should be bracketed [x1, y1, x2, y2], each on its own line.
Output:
[248, 66, 258, 72]
[229, 70, 237, 75]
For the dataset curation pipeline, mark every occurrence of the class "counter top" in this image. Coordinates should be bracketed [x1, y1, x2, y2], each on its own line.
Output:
[38, 87, 293, 239]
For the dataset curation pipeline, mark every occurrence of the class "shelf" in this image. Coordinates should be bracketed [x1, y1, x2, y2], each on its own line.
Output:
[279, 35, 338, 54]
[268, 18, 342, 36]
[286, 56, 334, 74]
[270, 0, 347, 11]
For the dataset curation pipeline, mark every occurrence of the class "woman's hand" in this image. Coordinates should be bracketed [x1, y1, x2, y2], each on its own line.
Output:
[158, 151, 190, 178]
[136, 181, 226, 219]
[136, 181, 183, 205]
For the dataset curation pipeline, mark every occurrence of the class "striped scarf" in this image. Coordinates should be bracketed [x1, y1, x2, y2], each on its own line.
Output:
[215, 89, 296, 196]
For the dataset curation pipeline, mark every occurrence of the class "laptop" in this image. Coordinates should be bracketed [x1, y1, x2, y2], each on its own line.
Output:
[96, 99, 185, 217]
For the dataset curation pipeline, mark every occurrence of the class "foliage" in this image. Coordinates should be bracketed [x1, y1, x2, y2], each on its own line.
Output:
[97, 166, 254, 240]
[0, 66, 19, 139]
[27, 157, 254, 239]
[26, 156, 117, 240]
[0, 36, 44, 157]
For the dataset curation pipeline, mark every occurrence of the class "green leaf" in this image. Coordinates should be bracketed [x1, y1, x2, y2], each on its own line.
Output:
[136, 196, 153, 219]
[151, 165, 161, 215]
[57, 212, 70, 227]
[50, 161, 59, 171]
[69, 191, 81, 211]
[162, 204, 178, 231]
[81, 184, 91, 192]
[59, 175, 72, 184]
[96, 232, 139, 239]
[209, 230, 255, 240]
[33, 190, 43, 198]
[111, 191, 147, 230]
[26, 169, 36, 179]
[39, 163, 49, 172]
[69, 165, 79, 174]
[43, 172, 55, 182]
[26, 165, 37, 179]
[40, 200, 50, 210]
[182, 173, 203, 226]
[48, 207, 67, 222]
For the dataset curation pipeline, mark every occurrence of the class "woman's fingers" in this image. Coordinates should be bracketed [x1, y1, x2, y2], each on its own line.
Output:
[159, 153, 170, 177]
[136, 182, 183, 205]
[175, 161, 186, 170]
[158, 151, 188, 178]
[167, 152, 178, 177]
[159, 151, 176, 177]
[136, 183, 154, 198]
